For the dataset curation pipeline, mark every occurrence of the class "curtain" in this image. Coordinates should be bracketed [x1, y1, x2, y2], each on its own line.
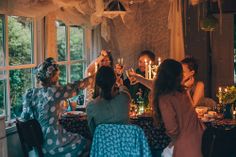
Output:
[89, 25, 102, 63]
[168, 0, 185, 61]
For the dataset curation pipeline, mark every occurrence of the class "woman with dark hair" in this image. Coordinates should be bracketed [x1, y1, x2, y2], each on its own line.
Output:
[84, 50, 114, 105]
[153, 59, 205, 157]
[21, 57, 91, 157]
[86, 66, 131, 135]
[181, 56, 204, 106]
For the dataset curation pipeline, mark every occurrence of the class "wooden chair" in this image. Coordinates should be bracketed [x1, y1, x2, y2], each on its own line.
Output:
[16, 119, 44, 157]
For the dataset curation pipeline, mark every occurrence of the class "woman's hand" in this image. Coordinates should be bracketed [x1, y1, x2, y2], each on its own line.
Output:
[126, 69, 138, 85]
[183, 76, 195, 89]
[100, 50, 108, 57]
[116, 77, 123, 87]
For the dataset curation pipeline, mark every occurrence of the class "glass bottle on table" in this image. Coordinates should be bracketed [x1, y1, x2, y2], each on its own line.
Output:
[136, 90, 145, 115]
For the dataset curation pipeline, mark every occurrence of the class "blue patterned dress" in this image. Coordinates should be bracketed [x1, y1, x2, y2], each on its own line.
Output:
[21, 81, 87, 157]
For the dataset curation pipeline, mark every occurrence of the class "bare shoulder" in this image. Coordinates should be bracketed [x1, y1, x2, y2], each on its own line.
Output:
[196, 81, 204, 88]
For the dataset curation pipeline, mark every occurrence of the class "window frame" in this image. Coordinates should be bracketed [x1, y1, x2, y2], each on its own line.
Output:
[0, 14, 37, 122]
[56, 22, 86, 84]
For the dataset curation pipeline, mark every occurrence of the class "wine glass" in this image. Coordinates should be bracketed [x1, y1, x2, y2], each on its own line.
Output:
[126, 68, 137, 85]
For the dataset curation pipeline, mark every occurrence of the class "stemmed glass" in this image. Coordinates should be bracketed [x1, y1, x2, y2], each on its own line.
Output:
[126, 68, 137, 85]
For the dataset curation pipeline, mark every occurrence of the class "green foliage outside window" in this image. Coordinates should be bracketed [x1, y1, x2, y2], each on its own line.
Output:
[8, 17, 33, 118]
[56, 22, 85, 103]
[0, 17, 4, 115]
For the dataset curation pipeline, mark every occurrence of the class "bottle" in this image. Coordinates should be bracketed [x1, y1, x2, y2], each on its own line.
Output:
[136, 94, 145, 115]
[67, 100, 72, 112]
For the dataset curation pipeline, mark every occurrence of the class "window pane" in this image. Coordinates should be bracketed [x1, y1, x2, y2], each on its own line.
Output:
[0, 15, 4, 70]
[0, 80, 6, 116]
[70, 26, 84, 60]
[57, 21, 67, 61]
[8, 16, 33, 66]
[10, 68, 33, 118]
[71, 63, 83, 82]
[59, 65, 67, 85]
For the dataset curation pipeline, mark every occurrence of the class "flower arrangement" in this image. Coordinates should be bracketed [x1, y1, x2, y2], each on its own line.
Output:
[217, 86, 236, 105]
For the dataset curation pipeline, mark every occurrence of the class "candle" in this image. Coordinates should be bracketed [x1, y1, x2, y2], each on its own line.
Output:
[120, 58, 123, 65]
[158, 57, 161, 66]
[148, 61, 152, 79]
[145, 59, 148, 79]
[233, 111, 236, 119]
[95, 62, 98, 73]
[218, 87, 222, 104]
[88, 72, 91, 76]
[219, 87, 222, 92]
[224, 88, 228, 92]
[117, 58, 121, 64]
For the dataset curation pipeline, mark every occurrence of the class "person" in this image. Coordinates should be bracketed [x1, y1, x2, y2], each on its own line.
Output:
[124, 50, 155, 105]
[84, 50, 114, 106]
[86, 66, 131, 135]
[85, 50, 114, 76]
[181, 56, 204, 106]
[152, 59, 205, 157]
[21, 57, 91, 157]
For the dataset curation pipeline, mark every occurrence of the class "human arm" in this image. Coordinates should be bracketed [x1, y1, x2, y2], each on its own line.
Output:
[85, 50, 107, 76]
[55, 75, 94, 102]
[182, 76, 204, 106]
[128, 70, 153, 90]
[189, 81, 204, 106]
[159, 96, 180, 143]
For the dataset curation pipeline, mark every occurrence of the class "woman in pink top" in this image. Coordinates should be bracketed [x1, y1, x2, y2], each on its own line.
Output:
[152, 59, 205, 157]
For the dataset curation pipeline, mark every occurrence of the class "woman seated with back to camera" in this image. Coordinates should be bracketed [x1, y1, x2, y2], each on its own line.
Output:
[84, 50, 114, 106]
[86, 66, 131, 135]
[21, 57, 92, 157]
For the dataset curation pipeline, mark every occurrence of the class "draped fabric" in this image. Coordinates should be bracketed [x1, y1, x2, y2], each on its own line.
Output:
[90, 124, 152, 157]
[168, 0, 185, 61]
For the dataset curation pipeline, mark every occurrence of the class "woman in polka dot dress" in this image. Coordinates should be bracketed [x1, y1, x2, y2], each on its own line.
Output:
[21, 57, 92, 157]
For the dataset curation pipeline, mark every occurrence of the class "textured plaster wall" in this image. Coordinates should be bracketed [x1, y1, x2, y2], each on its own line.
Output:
[102, 0, 170, 68]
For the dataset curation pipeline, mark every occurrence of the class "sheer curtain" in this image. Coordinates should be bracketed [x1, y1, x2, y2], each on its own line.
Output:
[83, 25, 102, 107]
[168, 0, 185, 61]
[88, 25, 102, 63]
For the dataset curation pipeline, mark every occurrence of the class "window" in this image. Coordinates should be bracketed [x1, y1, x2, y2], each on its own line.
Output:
[0, 15, 5, 116]
[56, 21, 85, 99]
[0, 15, 35, 121]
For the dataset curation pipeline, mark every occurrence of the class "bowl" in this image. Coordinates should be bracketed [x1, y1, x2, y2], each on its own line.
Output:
[195, 106, 208, 116]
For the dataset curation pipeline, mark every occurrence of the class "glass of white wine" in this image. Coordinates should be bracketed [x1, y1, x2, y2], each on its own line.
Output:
[126, 68, 137, 85]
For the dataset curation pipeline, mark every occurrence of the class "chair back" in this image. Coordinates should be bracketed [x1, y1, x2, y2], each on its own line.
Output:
[202, 127, 236, 157]
[16, 119, 44, 157]
[90, 124, 151, 157]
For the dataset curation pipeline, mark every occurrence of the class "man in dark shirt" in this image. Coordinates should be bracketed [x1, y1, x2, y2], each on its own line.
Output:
[124, 50, 155, 105]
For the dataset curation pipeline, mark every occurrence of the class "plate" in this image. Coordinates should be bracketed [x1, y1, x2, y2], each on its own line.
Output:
[63, 111, 86, 117]
[201, 117, 215, 122]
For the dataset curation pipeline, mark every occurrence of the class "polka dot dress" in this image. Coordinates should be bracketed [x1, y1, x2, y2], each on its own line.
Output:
[21, 83, 87, 157]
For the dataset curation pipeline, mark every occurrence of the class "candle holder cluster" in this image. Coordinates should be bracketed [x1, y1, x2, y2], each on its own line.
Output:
[144, 57, 161, 80]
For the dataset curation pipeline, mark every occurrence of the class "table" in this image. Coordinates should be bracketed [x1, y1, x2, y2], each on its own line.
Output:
[59, 115, 170, 150]
[59, 114, 236, 151]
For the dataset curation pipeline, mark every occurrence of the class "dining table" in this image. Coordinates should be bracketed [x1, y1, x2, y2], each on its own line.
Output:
[59, 112, 170, 151]
[59, 111, 236, 151]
